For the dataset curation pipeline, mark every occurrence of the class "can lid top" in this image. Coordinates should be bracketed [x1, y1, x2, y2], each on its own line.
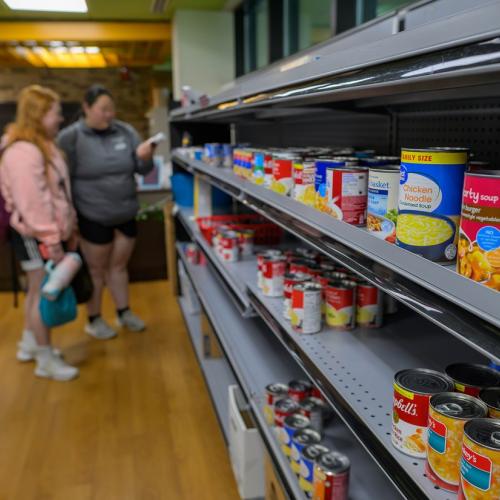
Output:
[316, 452, 350, 472]
[465, 418, 500, 450]
[445, 363, 500, 389]
[302, 444, 330, 459]
[368, 165, 401, 172]
[300, 397, 328, 411]
[274, 398, 299, 411]
[395, 368, 454, 395]
[293, 428, 322, 445]
[479, 387, 500, 410]
[465, 169, 500, 178]
[430, 392, 488, 419]
[401, 147, 469, 153]
[294, 282, 322, 292]
[284, 413, 310, 428]
[266, 382, 289, 394]
[289, 379, 313, 390]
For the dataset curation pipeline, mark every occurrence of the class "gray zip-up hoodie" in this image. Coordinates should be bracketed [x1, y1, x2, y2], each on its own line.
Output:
[57, 119, 154, 225]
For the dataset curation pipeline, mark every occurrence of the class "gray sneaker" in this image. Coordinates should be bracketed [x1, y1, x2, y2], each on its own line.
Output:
[116, 310, 145, 332]
[85, 317, 117, 340]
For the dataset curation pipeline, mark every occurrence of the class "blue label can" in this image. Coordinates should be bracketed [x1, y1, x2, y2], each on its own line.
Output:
[299, 444, 329, 497]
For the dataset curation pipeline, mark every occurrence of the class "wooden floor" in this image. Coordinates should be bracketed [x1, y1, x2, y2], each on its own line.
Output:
[0, 281, 239, 500]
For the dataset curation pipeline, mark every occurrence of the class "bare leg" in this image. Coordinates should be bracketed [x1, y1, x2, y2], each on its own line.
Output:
[25, 268, 50, 346]
[106, 231, 136, 310]
[79, 238, 113, 317]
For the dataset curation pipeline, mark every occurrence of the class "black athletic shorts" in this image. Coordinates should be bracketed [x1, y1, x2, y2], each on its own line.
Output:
[78, 213, 137, 245]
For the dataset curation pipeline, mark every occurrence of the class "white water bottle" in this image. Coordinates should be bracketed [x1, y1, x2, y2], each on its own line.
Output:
[41, 252, 82, 300]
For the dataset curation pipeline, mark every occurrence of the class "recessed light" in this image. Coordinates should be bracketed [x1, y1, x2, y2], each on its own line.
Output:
[4, 0, 88, 13]
[85, 46, 100, 54]
[69, 46, 85, 54]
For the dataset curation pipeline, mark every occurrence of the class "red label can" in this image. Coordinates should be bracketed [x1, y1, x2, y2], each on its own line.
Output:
[312, 452, 350, 500]
[325, 280, 356, 329]
[274, 398, 299, 427]
[291, 282, 322, 334]
[185, 243, 199, 264]
[262, 256, 286, 297]
[356, 281, 384, 328]
[326, 167, 368, 225]
[271, 155, 295, 196]
[288, 380, 313, 403]
[218, 231, 239, 262]
[283, 272, 309, 320]
[257, 250, 282, 289]
[445, 363, 500, 397]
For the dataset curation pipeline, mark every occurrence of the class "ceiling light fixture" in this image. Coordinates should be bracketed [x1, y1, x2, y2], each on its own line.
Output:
[85, 46, 100, 54]
[3, 0, 88, 13]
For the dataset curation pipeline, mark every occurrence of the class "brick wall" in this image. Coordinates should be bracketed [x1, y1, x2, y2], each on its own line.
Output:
[0, 67, 154, 138]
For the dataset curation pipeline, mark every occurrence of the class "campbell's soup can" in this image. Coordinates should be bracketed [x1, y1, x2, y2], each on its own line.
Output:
[262, 256, 286, 297]
[458, 171, 500, 291]
[316, 273, 337, 316]
[306, 263, 323, 278]
[185, 243, 199, 264]
[271, 153, 296, 196]
[367, 166, 400, 243]
[237, 229, 255, 257]
[288, 380, 313, 402]
[459, 418, 500, 500]
[257, 250, 282, 289]
[325, 280, 356, 329]
[392, 368, 454, 458]
[274, 397, 299, 428]
[291, 429, 322, 474]
[426, 393, 488, 492]
[479, 387, 500, 418]
[445, 363, 500, 397]
[219, 231, 239, 262]
[300, 444, 330, 497]
[293, 158, 316, 206]
[397, 147, 468, 262]
[312, 452, 350, 500]
[325, 167, 368, 225]
[300, 397, 328, 433]
[264, 383, 289, 425]
[356, 281, 384, 328]
[284, 272, 309, 320]
[280, 414, 311, 457]
[291, 282, 322, 334]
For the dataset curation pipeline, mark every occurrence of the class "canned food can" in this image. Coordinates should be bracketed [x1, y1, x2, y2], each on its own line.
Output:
[291, 282, 322, 334]
[264, 383, 289, 425]
[257, 250, 282, 289]
[367, 166, 400, 243]
[264, 152, 274, 187]
[300, 444, 330, 497]
[300, 397, 328, 433]
[312, 451, 350, 500]
[459, 418, 500, 500]
[445, 363, 500, 397]
[271, 153, 296, 196]
[384, 295, 399, 315]
[284, 272, 309, 320]
[397, 147, 468, 262]
[274, 398, 300, 427]
[293, 159, 316, 206]
[219, 231, 240, 262]
[252, 150, 265, 185]
[427, 392, 488, 492]
[361, 156, 400, 167]
[392, 368, 454, 458]
[315, 158, 346, 212]
[479, 387, 500, 418]
[291, 429, 322, 474]
[296, 248, 320, 261]
[325, 280, 356, 329]
[468, 160, 491, 172]
[237, 229, 255, 257]
[319, 262, 336, 273]
[222, 144, 233, 168]
[280, 414, 311, 457]
[204, 143, 223, 167]
[326, 167, 368, 225]
[306, 263, 323, 278]
[262, 256, 287, 297]
[458, 171, 500, 291]
[290, 258, 316, 276]
[356, 281, 384, 328]
[185, 243, 199, 264]
[288, 380, 313, 402]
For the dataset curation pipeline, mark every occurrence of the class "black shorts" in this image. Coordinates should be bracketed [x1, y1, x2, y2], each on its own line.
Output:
[78, 214, 137, 245]
[10, 229, 45, 271]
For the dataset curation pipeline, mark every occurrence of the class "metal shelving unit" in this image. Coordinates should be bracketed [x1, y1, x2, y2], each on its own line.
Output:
[176, 242, 400, 500]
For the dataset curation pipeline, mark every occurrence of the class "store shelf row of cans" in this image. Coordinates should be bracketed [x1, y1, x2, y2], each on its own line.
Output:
[392, 364, 500, 497]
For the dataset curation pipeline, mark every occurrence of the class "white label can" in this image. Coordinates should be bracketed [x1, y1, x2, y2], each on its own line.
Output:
[291, 282, 322, 334]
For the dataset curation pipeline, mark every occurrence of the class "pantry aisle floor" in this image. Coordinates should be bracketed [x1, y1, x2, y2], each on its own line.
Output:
[0, 280, 239, 500]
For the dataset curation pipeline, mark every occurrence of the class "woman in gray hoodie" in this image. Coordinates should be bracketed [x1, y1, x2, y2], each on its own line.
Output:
[58, 85, 155, 339]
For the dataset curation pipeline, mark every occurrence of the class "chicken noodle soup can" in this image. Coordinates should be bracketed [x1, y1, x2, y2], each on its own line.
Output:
[326, 167, 368, 225]
[293, 158, 316, 206]
[356, 281, 384, 328]
[325, 280, 356, 329]
[300, 444, 330, 497]
[219, 231, 240, 262]
[288, 380, 313, 403]
[291, 282, 322, 334]
[445, 363, 500, 397]
[284, 272, 309, 320]
[479, 388, 500, 418]
[264, 383, 289, 425]
[392, 369, 454, 458]
[458, 171, 500, 291]
[291, 429, 322, 474]
[426, 393, 488, 492]
[274, 398, 300, 428]
[271, 153, 296, 196]
[312, 451, 350, 500]
[397, 148, 468, 262]
[280, 414, 311, 457]
[367, 166, 400, 243]
[459, 418, 500, 500]
[257, 250, 282, 289]
[262, 256, 286, 297]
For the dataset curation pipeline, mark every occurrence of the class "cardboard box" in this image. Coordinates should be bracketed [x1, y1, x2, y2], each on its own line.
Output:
[200, 310, 222, 358]
[265, 451, 288, 500]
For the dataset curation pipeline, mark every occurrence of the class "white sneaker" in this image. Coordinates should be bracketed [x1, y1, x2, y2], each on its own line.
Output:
[34, 346, 79, 381]
[116, 310, 145, 332]
[17, 330, 62, 362]
[85, 317, 117, 340]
